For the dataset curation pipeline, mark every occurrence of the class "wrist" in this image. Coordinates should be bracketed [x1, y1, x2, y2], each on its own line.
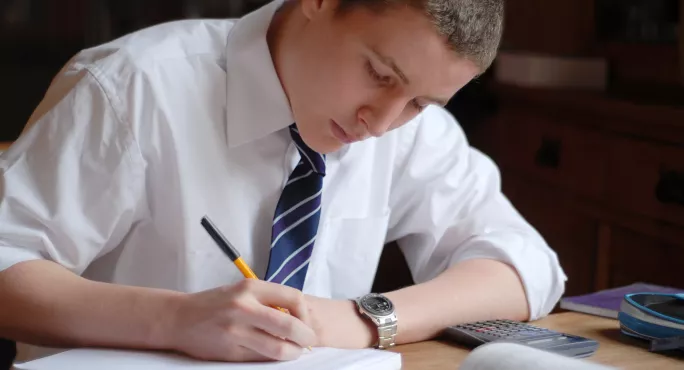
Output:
[348, 299, 378, 348]
[149, 290, 188, 351]
[305, 295, 376, 349]
[354, 293, 398, 349]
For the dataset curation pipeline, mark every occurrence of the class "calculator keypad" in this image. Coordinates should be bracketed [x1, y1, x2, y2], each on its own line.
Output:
[444, 318, 599, 358]
[455, 319, 554, 340]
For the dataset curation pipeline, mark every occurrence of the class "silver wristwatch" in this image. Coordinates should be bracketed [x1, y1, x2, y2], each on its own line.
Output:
[354, 293, 398, 349]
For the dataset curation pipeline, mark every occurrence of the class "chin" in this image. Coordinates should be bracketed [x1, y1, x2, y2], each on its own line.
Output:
[298, 131, 337, 154]
[313, 141, 343, 155]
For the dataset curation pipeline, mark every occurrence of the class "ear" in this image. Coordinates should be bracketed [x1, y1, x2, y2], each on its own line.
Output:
[300, 0, 336, 20]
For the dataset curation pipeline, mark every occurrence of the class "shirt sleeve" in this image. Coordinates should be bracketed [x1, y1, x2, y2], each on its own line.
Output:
[386, 106, 567, 320]
[0, 65, 147, 275]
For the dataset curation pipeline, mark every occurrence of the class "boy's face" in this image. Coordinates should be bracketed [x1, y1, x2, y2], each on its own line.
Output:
[279, 0, 480, 154]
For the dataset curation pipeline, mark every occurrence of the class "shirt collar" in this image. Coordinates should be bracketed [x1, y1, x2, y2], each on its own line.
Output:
[224, 0, 293, 148]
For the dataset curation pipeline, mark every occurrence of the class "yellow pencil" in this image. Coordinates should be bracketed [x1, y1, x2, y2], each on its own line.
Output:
[200, 216, 310, 350]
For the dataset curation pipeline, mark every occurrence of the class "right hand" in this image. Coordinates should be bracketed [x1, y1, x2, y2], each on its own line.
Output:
[166, 279, 317, 362]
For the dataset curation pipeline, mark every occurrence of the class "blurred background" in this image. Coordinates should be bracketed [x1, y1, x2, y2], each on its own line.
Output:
[0, 1, 683, 362]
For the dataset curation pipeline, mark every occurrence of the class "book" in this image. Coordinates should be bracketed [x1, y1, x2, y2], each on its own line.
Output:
[12, 347, 401, 370]
[560, 282, 684, 319]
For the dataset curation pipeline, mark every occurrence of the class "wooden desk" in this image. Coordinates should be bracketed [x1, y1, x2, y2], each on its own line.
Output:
[0, 142, 10, 151]
[393, 312, 684, 369]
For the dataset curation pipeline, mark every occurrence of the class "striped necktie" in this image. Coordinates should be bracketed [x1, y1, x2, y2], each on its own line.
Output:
[265, 124, 325, 290]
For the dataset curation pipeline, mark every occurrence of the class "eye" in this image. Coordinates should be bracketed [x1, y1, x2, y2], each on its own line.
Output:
[366, 60, 391, 85]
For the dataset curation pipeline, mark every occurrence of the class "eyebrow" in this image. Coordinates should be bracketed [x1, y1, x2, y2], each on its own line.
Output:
[370, 47, 450, 107]
[371, 46, 410, 85]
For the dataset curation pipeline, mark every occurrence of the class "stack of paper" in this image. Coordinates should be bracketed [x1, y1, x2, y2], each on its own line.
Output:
[13, 347, 401, 370]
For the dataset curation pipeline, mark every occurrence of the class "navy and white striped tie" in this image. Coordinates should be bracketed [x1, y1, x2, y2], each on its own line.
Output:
[265, 124, 325, 290]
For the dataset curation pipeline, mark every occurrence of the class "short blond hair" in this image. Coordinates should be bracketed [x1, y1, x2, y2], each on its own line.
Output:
[337, 0, 504, 72]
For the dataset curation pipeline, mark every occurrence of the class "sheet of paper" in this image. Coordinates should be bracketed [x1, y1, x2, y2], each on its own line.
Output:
[460, 342, 616, 370]
[13, 347, 401, 370]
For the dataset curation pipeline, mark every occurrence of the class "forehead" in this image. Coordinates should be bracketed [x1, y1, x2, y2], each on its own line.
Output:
[331, 4, 480, 95]
[333, 4, 438, 44]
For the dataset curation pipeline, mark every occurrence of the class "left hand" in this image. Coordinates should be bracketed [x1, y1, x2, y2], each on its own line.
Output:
[304, 295, 377, 349]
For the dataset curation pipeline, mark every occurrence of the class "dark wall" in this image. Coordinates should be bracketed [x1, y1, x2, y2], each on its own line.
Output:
[0, 0, 273, 141]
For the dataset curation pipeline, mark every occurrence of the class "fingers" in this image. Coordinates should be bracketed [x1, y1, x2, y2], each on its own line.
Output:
[200, 344, 272, 363]
[243, 327, 305, 361]
[229, 279, 317, 349]
[174, 280, 318, 363]
[243, 280, 312, 328]
[246, 303, 317, 349]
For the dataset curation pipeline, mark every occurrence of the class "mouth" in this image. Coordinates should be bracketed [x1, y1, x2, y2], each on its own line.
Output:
[330, 120, 359, 144]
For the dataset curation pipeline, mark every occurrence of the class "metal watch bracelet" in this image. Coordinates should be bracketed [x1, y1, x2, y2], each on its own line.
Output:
[376, 319, 398, 349]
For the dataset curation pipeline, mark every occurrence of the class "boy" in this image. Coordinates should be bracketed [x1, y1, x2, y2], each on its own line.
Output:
[0, 0, 566, 363]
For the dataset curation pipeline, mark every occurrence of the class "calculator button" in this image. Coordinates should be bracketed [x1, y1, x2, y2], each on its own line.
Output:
[517, 330, 545, 337]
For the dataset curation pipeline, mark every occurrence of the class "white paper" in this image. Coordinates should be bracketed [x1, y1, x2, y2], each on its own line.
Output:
[13, 347, 401, 370]
[460, 342, 616, 370]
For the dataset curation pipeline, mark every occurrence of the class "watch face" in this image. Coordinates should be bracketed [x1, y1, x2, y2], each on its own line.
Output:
[361, 294, 394, 316]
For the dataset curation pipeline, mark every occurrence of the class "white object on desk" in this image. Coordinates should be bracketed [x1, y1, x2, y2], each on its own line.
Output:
[460, 342, 616, 370]
[12, 347, 401, 370]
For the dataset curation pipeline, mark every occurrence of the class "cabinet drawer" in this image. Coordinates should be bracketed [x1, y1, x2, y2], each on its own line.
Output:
[504, 176, 599, 297]
[606, 137, 684, 227]
[609, 227, 684, 289]
[497, 112, 608, 200]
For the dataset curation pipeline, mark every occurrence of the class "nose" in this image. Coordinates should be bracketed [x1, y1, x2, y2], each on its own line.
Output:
[358, 95, 406, 137]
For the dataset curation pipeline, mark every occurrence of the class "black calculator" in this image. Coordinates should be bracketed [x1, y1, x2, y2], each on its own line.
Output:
[442, 319, 599, 358]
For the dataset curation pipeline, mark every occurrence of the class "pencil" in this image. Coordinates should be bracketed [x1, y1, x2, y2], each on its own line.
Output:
[200, 216, 311, 351]
[200, 216, 259, 279]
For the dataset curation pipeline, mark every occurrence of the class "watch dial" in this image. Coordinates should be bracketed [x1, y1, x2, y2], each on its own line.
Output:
[361, 295, 393, 316]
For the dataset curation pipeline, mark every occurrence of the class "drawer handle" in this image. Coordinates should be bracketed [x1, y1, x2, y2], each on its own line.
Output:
[655, 170, 684, 206]
[534, 137, 561, 169]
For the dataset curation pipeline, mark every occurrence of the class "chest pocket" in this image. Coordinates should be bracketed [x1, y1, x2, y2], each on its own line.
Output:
[307, 210, 391, 299]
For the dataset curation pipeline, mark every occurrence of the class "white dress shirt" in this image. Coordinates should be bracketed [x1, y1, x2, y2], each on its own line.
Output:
[0, 0, 566, 360]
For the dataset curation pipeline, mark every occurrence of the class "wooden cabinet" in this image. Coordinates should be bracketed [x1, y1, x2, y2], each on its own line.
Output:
[477, 84, 684, 299]
[501, 0, 596, 55]
[496, 111, 609, 200]
[501, 0, 684, 101]
[503, 175, 600, 297]
[609, 227, 684, 288]
[606, 137, 684, 226]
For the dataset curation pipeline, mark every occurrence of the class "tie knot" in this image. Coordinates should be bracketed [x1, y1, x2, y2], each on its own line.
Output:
[289, 124, 326, 176]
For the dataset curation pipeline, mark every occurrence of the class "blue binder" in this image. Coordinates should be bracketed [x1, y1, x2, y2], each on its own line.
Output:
[618, 292, 684, 352]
